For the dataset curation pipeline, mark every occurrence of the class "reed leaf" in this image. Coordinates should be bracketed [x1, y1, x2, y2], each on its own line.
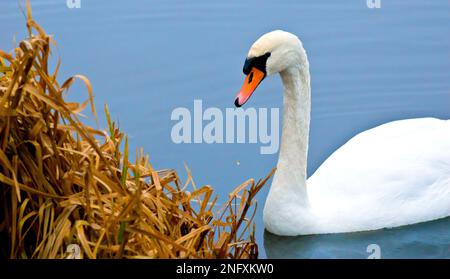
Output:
[0, 1, 274, 259]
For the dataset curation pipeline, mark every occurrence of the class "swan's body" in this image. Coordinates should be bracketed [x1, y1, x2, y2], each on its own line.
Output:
[266, 117, 450, 235]
[235, 30, 450, 236]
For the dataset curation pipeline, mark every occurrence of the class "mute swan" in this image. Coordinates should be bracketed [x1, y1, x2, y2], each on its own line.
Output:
[234, 30, 450, 236]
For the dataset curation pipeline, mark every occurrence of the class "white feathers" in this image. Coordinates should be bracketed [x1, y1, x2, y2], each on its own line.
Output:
[251, 30, 450, 236]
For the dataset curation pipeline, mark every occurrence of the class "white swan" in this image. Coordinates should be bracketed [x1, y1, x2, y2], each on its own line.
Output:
[234, 30, 450, 236]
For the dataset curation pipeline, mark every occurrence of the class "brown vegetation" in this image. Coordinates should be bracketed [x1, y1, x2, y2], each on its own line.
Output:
[0, 2, 274, 259]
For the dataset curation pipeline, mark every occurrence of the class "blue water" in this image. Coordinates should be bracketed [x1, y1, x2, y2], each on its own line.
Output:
[1, 0, 449, 258]
[265, 218, 450, 259]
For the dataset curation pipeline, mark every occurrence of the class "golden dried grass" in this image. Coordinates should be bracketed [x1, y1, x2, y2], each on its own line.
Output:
[0, 2, 274, 259]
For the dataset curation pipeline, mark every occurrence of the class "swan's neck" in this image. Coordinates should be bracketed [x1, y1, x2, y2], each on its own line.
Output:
[271, 62, 311, 206]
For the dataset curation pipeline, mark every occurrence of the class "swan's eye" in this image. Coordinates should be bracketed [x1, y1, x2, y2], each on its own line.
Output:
[243, 53, 270, 75]
[248, 72, 254, 83]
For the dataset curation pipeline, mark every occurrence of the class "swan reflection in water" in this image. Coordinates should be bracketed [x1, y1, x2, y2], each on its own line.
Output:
[264, 217, 450, 259]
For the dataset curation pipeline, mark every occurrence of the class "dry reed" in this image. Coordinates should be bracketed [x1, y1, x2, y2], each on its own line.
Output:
[0, 2, 274, 259]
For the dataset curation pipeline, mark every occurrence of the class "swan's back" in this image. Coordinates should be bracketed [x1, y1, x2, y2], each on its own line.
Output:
[307, 118, 450, 233]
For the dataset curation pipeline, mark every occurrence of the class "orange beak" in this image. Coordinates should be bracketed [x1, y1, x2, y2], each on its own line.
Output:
[234, 67, 266, 107]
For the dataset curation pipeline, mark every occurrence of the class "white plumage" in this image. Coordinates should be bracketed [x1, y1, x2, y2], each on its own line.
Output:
[244, 30, 450, 236]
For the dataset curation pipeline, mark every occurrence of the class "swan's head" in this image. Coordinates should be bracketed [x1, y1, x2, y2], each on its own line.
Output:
[235, 30, 305, 107]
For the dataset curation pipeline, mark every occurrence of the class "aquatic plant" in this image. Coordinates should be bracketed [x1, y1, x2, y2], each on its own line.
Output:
[0, 2, 274, 259]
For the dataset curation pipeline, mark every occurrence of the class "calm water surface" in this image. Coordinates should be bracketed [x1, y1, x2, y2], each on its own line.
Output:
[1, 0, 449, 258]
